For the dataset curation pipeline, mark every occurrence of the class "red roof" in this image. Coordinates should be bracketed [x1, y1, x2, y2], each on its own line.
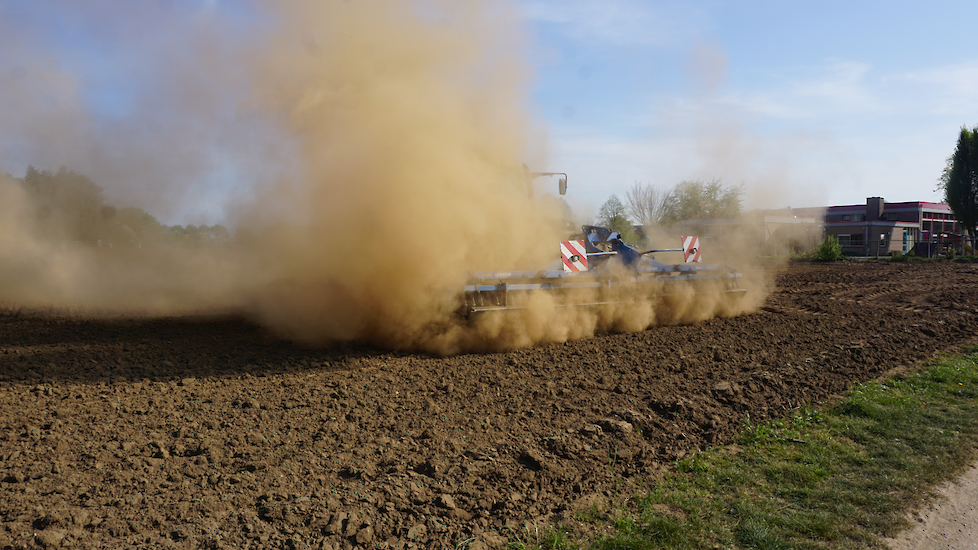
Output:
[824, 201, 950, 211]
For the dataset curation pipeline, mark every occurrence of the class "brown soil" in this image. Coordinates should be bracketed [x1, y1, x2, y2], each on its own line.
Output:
[3, 261, 978, 549]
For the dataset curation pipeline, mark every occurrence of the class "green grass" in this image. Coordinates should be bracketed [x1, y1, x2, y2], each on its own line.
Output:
[518, 349, 978, 550]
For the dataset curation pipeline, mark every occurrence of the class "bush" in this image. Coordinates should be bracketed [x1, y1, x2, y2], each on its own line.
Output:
[891, 250, 928, 262]
[809, 236, 843, 262]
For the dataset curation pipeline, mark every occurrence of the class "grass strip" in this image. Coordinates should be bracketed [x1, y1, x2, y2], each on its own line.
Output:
[519, 348, 978, 550]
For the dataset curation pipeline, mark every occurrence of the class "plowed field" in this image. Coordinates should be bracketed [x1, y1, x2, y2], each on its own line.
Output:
[3, 261, 978, 549]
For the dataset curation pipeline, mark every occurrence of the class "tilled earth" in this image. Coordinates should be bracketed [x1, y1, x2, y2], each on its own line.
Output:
[3, 261, 978, 549]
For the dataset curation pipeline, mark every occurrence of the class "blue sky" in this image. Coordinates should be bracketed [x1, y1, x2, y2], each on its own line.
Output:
[524, 0, 978, 217]
[2, 1, 976, 223]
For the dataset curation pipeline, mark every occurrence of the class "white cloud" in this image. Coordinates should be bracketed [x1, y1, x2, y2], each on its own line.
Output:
[521, 0, 713, 48]
[788, 61, 878, 112]
[709, 61, 883, 123]
[888, 62, 978, 117]
[715, 59, 978, 130]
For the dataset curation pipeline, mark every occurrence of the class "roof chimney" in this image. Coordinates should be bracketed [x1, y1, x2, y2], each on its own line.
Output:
[867, 197, 884, 221]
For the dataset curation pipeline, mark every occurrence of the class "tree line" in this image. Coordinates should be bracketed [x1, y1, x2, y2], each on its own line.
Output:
[12, 165, 229, 247]
[595, 179, 745, 243]
[10, 165, 748, 248]
[17, 125, 977, 252]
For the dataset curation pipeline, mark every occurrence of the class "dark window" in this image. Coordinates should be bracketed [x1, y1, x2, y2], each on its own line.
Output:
[838, 234, 864, 246]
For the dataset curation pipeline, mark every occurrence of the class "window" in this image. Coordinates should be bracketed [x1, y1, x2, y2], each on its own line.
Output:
[837, 234, 864, 246]
[842, 215, 851, 221]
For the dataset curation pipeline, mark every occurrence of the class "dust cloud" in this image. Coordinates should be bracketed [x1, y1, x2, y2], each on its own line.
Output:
[0, 1, 759, 354]
[0, 173, 254, 315]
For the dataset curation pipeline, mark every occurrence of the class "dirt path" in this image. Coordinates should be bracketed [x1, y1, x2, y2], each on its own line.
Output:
[886, 463, 978, 550]
[2, 261, 978, 549]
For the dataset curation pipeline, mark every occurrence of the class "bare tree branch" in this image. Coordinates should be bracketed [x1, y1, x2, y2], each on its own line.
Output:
[624, 181, 669, 227]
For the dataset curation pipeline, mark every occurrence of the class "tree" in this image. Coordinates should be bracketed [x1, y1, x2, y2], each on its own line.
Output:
[624, 181, 669, 227]
[165, 223, 232, 245]
[596, 194, 637, 243]
[660, 178, 744, 225]
[206, 224, 231, 241]
[115, 206, 165, 243]
[941, 125, 978, 250]
[21, 165, 107, 241]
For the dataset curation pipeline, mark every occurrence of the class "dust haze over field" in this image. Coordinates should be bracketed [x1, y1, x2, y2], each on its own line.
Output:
[0, 1, 763, 354]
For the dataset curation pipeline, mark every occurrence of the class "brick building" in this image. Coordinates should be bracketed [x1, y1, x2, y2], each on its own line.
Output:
[793, 198, 957, 257]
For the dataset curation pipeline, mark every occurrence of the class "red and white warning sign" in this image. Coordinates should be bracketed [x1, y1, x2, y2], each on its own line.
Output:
[682, 236, 700, 263]
[561, 240, 588, 272]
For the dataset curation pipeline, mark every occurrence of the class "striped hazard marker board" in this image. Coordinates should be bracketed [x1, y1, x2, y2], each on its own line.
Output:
[561, 240, 588, 272]
[682, 236, 701, 263]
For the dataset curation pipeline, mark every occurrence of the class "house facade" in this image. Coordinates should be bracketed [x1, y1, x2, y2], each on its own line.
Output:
[794, 198, 956, 257]
[671, 197, 957, 258]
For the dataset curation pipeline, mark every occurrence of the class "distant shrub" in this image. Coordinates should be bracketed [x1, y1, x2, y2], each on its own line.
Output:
[808, 236, 843, 262]
[890, 253, 925, 262]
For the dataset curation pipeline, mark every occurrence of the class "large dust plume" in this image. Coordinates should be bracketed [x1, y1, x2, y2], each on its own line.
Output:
[0, 1, 759, 354]
[236, 0, 568, 351]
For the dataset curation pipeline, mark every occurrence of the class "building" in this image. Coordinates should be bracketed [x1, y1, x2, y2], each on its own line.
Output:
[794, 198, 957, 257]
[672, 197, 958, 258]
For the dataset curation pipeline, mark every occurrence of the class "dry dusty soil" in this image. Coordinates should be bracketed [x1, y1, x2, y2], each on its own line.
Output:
[3, 261, 978, 549]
